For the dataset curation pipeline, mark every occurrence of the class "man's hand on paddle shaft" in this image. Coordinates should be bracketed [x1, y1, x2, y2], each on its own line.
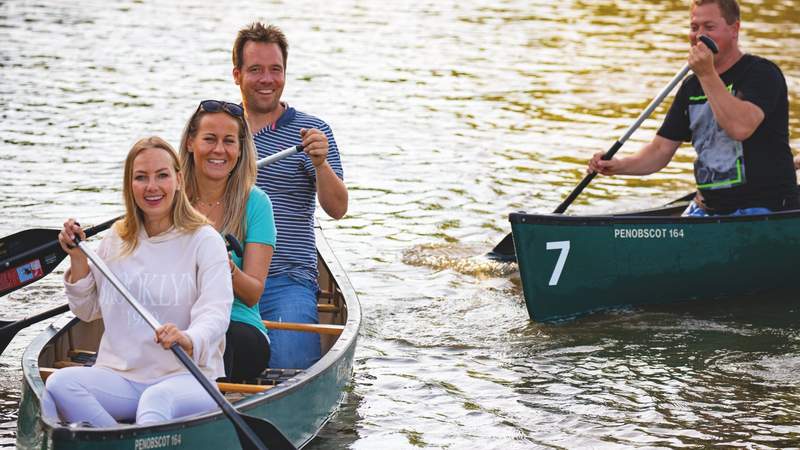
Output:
[300, 128, 329, 169]
[588, 152, 625, 176]
[688, 40, 716, 78]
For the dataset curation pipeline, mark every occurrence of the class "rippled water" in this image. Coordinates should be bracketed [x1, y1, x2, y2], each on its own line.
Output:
[2, 0, 800, 448]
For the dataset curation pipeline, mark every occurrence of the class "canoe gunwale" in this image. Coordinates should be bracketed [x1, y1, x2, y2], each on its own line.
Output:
[18, 224, 362, 446]
[510, 207, 800, 226]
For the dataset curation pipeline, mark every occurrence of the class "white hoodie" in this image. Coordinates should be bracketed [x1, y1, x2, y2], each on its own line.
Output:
[64, 224, 232, 383]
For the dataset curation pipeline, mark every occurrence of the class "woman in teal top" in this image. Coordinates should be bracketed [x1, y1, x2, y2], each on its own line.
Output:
[179, 100, 276, 381]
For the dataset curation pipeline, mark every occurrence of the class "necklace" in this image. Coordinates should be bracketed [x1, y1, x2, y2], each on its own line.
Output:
[196, 198, 222, 208]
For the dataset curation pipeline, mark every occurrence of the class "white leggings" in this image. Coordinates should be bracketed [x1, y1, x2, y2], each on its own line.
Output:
[44, 366, 217, 427]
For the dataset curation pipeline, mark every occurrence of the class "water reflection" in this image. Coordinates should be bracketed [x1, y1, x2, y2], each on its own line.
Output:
[2, 0, 800, 448]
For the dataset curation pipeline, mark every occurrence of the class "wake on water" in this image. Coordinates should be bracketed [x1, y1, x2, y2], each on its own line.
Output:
[401, 242, 518, 278]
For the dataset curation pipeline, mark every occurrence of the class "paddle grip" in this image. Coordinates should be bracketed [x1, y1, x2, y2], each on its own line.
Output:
[225, 234, 244, 258]
[698, 35, 719, 54]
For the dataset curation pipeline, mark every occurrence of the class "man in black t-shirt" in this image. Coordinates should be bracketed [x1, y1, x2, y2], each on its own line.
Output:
[588, 0, 798, 215]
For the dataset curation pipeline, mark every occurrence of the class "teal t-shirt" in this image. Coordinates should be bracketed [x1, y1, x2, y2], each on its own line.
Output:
[230, 186, 276, 333]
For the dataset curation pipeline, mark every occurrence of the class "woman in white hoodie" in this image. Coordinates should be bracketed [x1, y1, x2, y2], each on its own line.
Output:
[45, 136, 232, 427]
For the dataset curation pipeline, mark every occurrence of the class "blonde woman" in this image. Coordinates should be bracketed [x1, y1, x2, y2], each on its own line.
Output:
[180, 100, 275, 381]
[46, 136, 232, 426]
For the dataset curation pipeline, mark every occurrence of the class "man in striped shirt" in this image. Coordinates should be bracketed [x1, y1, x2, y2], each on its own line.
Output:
[232, 22, 348, 369]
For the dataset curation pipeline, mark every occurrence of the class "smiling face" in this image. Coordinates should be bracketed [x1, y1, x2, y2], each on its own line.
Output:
[130, 147, 180, 233]
[690, 2, 739, 58]
[233, 41, 286, 119]
[188, 112, 242, 182]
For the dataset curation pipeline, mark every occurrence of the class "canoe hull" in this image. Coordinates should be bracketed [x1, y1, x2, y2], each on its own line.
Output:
[17, 330, 356, 449]
[510, 201, 800, 322]
[17, 225, 360, 449]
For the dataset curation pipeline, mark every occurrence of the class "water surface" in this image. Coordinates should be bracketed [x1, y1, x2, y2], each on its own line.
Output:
[1, 0, 799, 448]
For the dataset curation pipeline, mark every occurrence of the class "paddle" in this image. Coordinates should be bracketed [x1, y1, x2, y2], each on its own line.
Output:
[0, 304, 71, 355]
[75, 238, 295, 450]
[486, 36, 719, 263]
[0, 218, 117, 297]
[0, 233, 244, 357]
[0, 144, 302, 298]
[0, 145, 303, 353]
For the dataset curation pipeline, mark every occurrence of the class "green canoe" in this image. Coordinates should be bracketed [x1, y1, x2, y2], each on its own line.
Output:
[510, 192, 800, 322]
[16, 225, 361, 449]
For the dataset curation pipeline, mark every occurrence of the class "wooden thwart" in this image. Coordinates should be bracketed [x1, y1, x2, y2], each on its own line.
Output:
[217, 382, 273, 394]
[39, 367, 272, 394]
[263, 321, 344, 336]
[317, 303, 339, 314]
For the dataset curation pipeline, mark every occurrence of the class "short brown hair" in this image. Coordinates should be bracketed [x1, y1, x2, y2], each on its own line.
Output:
[232, 22, 289, 71]
[693, 0, 740, 25]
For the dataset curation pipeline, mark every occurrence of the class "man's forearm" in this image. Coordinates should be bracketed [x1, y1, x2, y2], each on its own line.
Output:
[698, 73, 764, 141]
[316, 162, 348, 219]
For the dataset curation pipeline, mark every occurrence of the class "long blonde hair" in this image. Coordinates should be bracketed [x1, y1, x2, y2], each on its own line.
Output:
[116, 136, 209, 254]
[178, 106, 257, 243]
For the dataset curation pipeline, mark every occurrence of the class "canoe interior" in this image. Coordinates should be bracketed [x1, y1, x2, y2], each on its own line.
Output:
[509, 190, 800, 322]
[18, 225, 361, 450]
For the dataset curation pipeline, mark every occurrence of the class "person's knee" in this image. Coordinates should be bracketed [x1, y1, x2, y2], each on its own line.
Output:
[268, 330, 320, 369]
[137, 385, 174, 423]
[45, 368, 81, 400]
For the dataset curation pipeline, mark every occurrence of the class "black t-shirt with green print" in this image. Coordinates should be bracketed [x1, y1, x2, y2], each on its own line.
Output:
[658, 54, 798, 212]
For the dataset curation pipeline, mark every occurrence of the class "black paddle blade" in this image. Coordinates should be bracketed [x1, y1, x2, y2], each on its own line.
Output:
[168, 345, 294, 450]
[486, 232, 516, 262]
[0, 320, 18, 355]
[240, 414, 296, 450]
[0, 304, 71, 355]
[0, 217, 118, 298]
[0, 229, 65, 297]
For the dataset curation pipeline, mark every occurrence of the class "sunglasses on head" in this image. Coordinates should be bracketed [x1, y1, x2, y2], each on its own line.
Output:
[198, 100, 244, 117]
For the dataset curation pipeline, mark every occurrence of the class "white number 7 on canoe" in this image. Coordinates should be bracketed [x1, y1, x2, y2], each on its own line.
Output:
[546, 241, 571, 286]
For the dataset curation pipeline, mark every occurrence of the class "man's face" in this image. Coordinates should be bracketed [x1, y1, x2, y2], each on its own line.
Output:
[233, 41, 285, 116]
[689, 3, 739, 56]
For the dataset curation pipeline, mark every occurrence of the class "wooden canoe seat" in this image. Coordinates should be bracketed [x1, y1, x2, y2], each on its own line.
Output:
[39, 367, 57, 380]
[317, 303, 339, 314]
[39, 367, 272, 394]
[317, 288, 340, 313]
[263, 321, 344, 336]
[216, 382, 272, 394]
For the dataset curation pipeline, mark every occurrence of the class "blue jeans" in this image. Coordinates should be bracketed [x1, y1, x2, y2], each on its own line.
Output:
[683, 201, 772, 217]
[259, 275, 321, 369]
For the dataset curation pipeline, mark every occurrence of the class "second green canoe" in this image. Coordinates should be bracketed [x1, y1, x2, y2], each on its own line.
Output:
[510, 192, 800, 322]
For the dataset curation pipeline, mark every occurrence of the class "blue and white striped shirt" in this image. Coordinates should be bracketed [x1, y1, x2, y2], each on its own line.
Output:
[252, 105, 344, 284]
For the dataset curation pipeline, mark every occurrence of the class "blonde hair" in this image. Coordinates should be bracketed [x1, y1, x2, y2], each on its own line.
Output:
[116, 136, 209, 254]
[178, 107, 257, 243]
